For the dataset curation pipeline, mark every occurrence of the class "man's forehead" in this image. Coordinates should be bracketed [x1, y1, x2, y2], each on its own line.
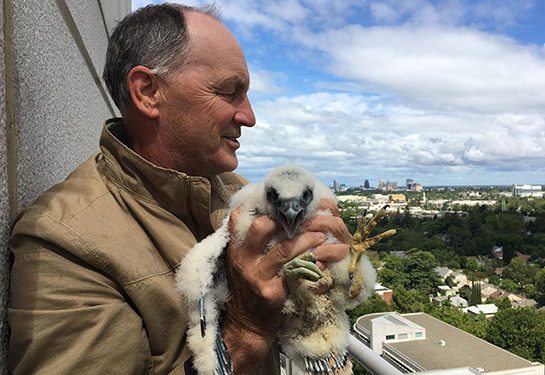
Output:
[185, 11, 231, 46]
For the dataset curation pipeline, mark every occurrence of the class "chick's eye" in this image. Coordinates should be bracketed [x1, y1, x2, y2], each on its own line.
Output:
[267, 189, 280, 204]
[302, 187, 313, 204]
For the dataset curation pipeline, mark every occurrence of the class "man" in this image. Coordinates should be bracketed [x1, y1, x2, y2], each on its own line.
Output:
[8, 3, 351, 374]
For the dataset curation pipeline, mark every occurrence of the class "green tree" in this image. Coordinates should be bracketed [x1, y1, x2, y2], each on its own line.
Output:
[500, 278, 518, 293]
[488, 275, 500, 286]
[523, 284, 538, 299]
[340, 208, 358, 234]
[494, 296, 512, 310]
[391, 285, 424, 313]
[535, 267, 545, 305]
[503, 257, 538, 287]
[404, 250, 441, 295]
[346, 293, 392, 327]
[426, 303, 488, 339]
[378, 255, 408, 289]
[469, 282, 482, 305]
[486, 307, 545, 363]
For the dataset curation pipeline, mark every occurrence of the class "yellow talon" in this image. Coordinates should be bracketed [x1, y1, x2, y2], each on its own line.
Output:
[349, 205, 397, 298]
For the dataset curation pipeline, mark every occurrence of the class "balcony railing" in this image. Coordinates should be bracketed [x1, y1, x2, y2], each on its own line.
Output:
[281, 335, 404, 375]
[348, 335, 404, 375]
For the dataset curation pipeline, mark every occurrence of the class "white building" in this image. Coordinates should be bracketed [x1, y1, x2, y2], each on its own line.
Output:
[513, 184, 544, 197]
[355, 312, 544, 374]
[464, 304, 498, 320]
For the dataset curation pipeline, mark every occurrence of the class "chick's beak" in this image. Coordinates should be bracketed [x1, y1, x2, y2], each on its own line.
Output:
[277, 198, 306, 239]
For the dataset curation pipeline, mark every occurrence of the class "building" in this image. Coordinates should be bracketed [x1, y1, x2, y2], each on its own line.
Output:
[464, 304, 498, 320]
[371, 194, 390, 203]
[407, 179, 424, 191]
[432, 295, 468, 308]
[374, 283, 393, 305]
[513, 184, 543, 197]
[387, 181, 398, 191]
[390, 194, 406, 202]
[364, 179, 370, 189]
[0, 1, 131, 372]
[355, 312, 544, 374]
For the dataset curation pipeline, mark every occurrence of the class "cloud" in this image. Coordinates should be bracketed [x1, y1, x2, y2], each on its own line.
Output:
[238, 89, 545, 186]
[248, 68, 288, 96]
[298, 24, 545, 114]
[132, 0, 545, 186]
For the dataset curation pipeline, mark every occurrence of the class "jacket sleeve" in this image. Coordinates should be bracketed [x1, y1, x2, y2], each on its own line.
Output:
[9, 218, 155, 375]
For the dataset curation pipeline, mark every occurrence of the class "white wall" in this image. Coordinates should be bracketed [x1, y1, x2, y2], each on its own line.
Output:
[0, 1, 130, 373]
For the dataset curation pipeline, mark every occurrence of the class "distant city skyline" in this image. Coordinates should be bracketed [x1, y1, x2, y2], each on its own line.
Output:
[133, 1, 545, 187]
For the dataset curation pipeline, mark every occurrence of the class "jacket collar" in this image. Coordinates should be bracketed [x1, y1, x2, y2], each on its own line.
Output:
[97, 118, 242, 240]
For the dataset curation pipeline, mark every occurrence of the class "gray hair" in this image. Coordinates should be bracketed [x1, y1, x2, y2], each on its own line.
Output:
[103, 3, 220, 111]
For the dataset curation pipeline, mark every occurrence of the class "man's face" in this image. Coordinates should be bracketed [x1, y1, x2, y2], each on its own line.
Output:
[156, 13, 255, 177]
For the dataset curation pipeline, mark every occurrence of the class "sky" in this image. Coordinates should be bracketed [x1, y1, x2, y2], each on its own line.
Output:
[131, 0, 545, 188]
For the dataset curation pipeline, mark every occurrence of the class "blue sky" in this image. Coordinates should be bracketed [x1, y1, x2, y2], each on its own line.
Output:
[131, 0, 545, 188]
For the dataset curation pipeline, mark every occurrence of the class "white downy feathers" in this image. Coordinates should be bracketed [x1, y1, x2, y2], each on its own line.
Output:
[176, 165, 376, 374]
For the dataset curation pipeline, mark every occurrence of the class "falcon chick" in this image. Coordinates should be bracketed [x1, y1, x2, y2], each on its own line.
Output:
[176, 164, 395, 374]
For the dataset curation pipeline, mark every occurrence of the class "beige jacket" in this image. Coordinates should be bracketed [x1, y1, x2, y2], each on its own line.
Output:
[9, 119, 280, 374]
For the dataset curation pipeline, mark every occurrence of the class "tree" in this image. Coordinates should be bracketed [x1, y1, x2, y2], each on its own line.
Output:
[340, 208, 357, 234]
[486, 307, 545, 363]
[488, 275, 500, 286]
[426, 303, 488, 339]
[503, 257, 538, 287]
[391, 285, 424, 313]
[404, 250, 441, 295]
[378, 254, 408, 289]
[346, 293, 392, 327]
[536, 267, 545, 305]
[500, 278, 518, 293]
[469, 282, 482, 305]
[494, 296, 512, 310]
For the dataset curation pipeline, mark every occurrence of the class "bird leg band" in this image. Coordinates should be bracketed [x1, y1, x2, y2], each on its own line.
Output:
[214, 331, 233, 375]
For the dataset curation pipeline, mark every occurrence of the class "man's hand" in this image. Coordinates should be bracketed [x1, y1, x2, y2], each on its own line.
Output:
[221, 198, 351, 373]
[308, 199, 352, 270]
[223, 206, 325, 373]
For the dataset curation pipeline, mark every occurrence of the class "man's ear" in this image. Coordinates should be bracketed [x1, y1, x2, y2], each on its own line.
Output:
[127, 66, 161, 119]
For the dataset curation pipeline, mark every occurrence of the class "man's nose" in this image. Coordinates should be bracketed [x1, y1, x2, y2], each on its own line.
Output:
[234, 95, 256, 127]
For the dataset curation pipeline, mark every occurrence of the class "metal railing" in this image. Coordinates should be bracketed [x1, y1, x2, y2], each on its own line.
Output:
[281, 335, 403, 375]
[348, 335, 404, 375]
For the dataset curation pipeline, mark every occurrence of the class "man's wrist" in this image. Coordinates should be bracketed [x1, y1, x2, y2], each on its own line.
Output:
[221, 312, 276, 374]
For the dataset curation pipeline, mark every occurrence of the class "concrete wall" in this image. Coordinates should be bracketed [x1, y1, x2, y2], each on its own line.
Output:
[0, 0, 130, 372]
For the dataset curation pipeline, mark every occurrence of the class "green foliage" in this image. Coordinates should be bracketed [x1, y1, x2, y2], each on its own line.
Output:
[500, 278, 519, 293]
[523, 284, 538, 299]
[351, 360, 371, 375]
[378, 254, 408, 288]
[346, 293, 392, 327]
[503, 257, 540, 287]
[391, 285, 424, 313]
[404, 251, 441, 294]
[426, 303, 488, 339]
[494, 296, 512, 310]
[488, 275, 500, 286]
[536, 267, 545, 305]
[486, 307, 545, 363]
[378, 251, 441, 295]
[469, 282, 482, 305]
[340, 208, 358, 235]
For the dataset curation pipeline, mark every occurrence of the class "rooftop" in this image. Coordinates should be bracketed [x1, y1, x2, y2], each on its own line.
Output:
[356, 312, 540, 372]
